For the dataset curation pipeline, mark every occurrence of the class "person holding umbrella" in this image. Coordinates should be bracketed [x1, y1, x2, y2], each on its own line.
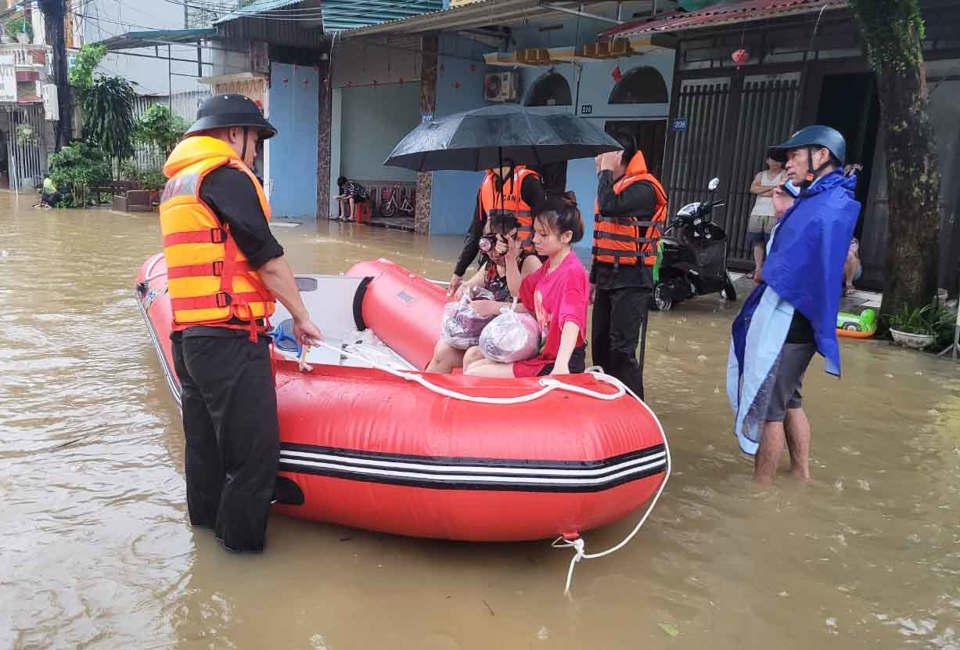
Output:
[590, 132, 669, 400]
[448, 163, 546, 296]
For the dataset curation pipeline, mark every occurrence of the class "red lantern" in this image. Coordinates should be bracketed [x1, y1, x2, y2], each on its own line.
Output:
[731, 48, 749, 67]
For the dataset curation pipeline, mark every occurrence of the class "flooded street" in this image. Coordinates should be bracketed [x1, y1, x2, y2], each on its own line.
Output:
[1, 190, 959, 650]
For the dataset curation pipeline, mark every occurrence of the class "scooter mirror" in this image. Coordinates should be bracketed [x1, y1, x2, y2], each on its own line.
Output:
[708, 177, 720, 191]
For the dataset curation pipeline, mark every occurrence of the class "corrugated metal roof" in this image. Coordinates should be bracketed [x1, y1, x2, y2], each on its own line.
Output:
[215, 0, 443, 33]
[215, 0, 321, 26]
[603, 0, 847, 37]
[323, 0, 443, 33]
[98, 28, 218, 51]
[339, 0, 610, 38]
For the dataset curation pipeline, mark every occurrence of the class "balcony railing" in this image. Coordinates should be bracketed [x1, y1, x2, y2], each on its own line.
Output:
[0, 43, 51, 104]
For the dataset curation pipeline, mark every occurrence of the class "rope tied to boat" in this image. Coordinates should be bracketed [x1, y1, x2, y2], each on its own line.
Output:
[309, 341, 628, 405]
[549, 369, 672, 596]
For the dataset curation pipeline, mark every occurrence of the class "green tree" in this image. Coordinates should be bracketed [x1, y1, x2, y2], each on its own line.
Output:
[81, 76, 137, 174]
[850, 0, 942, 321]
[68, 43, 106, 92]
[134, 104, 189, 156]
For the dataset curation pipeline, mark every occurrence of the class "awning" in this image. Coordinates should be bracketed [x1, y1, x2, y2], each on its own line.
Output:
[602, 0, 848, 38]
[212, 0, 443, 33]
[97, 28, 217, 52]
[339, 0, 622, 39]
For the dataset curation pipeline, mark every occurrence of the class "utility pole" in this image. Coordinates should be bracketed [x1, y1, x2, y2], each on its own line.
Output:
[38, 0, 72, 149]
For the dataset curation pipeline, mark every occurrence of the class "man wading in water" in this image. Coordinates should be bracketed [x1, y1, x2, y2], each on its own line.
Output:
[159, 95, 322, 551]
[727, 125, 860, 486]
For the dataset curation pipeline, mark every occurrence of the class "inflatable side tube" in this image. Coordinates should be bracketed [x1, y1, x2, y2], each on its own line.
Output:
[346, 259, 446, 370]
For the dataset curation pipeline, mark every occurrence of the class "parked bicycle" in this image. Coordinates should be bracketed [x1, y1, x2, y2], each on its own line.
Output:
[379, 184, 415, 218]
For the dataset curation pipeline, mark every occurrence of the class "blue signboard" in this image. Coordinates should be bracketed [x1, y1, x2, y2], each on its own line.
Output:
[671, 117, 689, 132]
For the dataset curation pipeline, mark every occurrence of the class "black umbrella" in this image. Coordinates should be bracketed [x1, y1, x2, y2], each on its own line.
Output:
[384, 104, 622, 172]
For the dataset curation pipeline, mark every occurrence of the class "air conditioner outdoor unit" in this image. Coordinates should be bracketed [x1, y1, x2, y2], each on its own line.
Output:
[484, 71, 519, 102]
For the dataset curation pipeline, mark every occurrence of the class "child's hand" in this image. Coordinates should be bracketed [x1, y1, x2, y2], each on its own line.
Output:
[505, 235, 521, 261]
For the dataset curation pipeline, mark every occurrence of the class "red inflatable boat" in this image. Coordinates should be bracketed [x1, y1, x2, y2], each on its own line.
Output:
[137, 255, 668, 542]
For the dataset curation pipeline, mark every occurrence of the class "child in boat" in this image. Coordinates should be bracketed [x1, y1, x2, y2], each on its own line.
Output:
[463, 194, 589, 377]
[426, 219, 542, 372]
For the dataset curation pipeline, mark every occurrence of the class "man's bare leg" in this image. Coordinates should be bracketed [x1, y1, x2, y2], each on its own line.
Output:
[784, 407, 811, 480]
[752, 243, 765, 277]
[754, 421, 786, 487]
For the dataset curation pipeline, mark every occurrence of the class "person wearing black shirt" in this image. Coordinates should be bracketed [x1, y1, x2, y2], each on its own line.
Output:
[162, 94, 322, 553]
[590, 136, 666, 400]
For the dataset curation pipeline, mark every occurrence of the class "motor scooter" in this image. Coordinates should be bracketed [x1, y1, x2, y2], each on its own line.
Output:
[652, 177, 738, 311]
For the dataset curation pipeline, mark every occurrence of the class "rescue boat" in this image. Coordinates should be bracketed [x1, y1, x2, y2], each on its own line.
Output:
[136, 255, 669, 542]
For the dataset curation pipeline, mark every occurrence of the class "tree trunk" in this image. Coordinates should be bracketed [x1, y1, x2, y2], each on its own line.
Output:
[851, 0, 941, 320]
[39, 0, 72, 149]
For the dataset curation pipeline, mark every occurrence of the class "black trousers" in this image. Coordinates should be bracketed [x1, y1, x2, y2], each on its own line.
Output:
[171, 334, 279, 552]
[591, 286, 650, 400]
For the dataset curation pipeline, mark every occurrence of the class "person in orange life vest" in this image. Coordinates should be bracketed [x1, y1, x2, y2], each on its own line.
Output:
[448, 163, 546, 297]
[591, 133, 668, 400]
[463, 195, 589, 378]
[161, 94, 323, 553]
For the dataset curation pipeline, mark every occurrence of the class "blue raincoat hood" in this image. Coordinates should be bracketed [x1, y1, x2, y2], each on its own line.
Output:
[760, 170, 860, 375]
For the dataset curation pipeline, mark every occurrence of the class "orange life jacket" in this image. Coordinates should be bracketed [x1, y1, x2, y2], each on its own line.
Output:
[592, 151, 668, 267]
[479, 166, 541, 251]
[159, 135, 275, 334]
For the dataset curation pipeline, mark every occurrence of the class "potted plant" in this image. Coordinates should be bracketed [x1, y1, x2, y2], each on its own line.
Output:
[15, 123, 37, 146]
[4, 16, 33, 44]
[886, 302, 951, 350]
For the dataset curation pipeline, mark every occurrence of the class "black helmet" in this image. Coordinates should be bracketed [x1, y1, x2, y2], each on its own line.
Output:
[768, 125, 846, 165]
[185, 94, 277, 139]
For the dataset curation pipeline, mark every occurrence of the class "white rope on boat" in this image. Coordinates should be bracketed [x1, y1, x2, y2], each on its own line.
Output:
[284, 347, 668, 592]
[302, 340, 627, 405]
[550, 371, 672, 596]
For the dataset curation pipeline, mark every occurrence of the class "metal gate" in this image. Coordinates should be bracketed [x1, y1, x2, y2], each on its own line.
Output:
[664, 74, 800, 265]
[663, 77, 731, 215]
[724, 74, 800, 261]
[5, 104, 45, 192]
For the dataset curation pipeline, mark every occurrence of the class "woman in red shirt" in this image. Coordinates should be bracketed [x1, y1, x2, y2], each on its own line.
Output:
[463, 196, 589, 377]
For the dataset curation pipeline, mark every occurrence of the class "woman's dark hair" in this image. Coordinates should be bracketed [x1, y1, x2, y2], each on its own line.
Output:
[535, 191, 583, 243]
[611, 130, 638, 167]
[337, 176, 347, 188]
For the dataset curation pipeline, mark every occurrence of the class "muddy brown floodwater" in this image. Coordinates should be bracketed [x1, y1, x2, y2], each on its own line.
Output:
[1, 191, 958, 650]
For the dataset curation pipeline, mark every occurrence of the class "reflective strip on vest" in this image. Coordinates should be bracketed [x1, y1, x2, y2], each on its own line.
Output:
[160, 173, 199, 204]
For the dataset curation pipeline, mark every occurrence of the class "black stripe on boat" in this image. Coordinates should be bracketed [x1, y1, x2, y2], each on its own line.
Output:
[278, 444, 667, 492]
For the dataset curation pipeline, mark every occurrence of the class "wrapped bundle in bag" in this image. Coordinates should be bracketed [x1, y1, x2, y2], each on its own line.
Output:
[479, 308, 541, 363]
[440, 288, 496, 350]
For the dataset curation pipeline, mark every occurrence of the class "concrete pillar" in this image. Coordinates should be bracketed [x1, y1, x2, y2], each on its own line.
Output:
[316, 54, 332, 221]
[414, 35, 438, 235]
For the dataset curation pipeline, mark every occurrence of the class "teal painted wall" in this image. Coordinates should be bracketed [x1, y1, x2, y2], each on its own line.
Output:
[339, 82, 421, 184]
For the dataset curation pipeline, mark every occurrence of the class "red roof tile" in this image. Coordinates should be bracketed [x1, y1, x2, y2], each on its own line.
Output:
[603, 0, 848, 38]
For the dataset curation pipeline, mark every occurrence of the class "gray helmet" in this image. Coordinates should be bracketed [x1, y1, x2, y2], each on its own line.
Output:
[185, 94, 277, 139]
[769, 125, 846, 165]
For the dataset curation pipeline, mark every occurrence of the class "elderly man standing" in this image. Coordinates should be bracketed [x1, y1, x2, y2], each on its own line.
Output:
[727, 125, 860, 486]
[160, 94, 323, 551]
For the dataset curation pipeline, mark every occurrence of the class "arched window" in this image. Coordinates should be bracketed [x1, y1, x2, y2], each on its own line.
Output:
[608, 66, 668, 104]
[524, 72, 572, 107]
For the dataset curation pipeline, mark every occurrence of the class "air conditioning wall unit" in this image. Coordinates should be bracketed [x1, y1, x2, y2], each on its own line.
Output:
[484, 71, 520, 102]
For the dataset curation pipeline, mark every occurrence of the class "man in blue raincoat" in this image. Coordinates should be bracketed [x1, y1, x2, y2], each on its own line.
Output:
[727, 125, 860, 486]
